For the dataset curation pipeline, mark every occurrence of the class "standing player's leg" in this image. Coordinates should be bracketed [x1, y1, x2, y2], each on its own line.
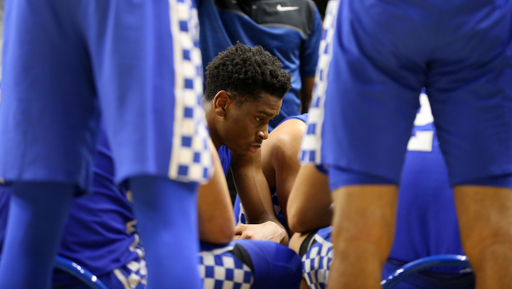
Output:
[453, 187, 512, 288]
[0, 0, 100, 288]
[426, 3, 512, 286]
[299, 1, 426, 288]
[130, 178, 200, 289]
[0, 183, 74, 288]
[328, 186, 397, 289]
[86, 0, 212, 287]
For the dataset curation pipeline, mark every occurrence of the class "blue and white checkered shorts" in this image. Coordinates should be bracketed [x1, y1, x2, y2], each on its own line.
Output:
[111, 256, 147, 289]
[199, 245, 253, 289]
[302, 229, 334, 289]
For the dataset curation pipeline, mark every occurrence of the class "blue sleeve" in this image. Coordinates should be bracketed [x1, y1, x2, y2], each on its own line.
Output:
[299, 7, 322, 77]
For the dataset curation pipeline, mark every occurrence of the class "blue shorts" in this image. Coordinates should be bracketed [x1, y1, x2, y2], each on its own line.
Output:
[199, 240, 302, 289]
[0, 0, 212, 193]
[300, 0, 512, 188]
[199, 242, 254, 289]
[300, 227, 333, 289]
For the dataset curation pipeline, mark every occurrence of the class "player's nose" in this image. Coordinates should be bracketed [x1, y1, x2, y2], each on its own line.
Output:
[258, 127, 268, 140]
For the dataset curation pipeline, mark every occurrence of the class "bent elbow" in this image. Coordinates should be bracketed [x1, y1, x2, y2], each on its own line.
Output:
[200, 222, 234, 245]
[288, 217, 306, 234]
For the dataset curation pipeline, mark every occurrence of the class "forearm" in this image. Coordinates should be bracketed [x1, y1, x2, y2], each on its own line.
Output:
[231, 151, 289, 243]
[300, 76, 315, 113]
[231, 161, 279, 224]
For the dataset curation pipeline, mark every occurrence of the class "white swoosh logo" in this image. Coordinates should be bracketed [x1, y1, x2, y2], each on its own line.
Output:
[277, 4, 299, 11]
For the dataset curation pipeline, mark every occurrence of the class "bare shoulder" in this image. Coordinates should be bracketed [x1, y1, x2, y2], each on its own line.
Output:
[267, 119, 307, 155]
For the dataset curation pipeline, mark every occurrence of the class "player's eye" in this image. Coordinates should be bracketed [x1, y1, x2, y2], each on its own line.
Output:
[255, 117, 263, 122]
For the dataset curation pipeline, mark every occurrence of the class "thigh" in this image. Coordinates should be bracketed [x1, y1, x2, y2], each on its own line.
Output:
[0, 0, 99, 193]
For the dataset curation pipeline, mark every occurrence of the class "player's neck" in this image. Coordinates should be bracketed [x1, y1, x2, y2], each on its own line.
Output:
[210, 130, 223, 151]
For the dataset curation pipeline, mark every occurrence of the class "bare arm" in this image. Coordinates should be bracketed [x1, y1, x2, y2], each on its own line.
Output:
[231, 149, 288, 244]
[261, 118, 307, 233]
[197, 140, 235, 244]
[287, 164, 332, 233]
[300, 76, 315, 114]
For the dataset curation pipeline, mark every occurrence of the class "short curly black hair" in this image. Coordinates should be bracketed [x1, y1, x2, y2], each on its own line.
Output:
[204, 43, 291, 105]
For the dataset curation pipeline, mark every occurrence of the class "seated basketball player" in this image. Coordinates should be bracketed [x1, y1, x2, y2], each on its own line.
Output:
[203, 43, 291, 245]
[0, 129, 147, 289]
[197, 139, 302, 289]
[287, 94, 475, 289]
[234, 113, 307, 235]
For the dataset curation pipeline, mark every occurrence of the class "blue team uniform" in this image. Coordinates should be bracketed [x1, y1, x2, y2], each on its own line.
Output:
[0, 184, 9, 253]
[0, 130, 146, 289]
[0, 0, 212, 192]
[198, 146, 302, 289]
[301, 227, 334, 288]
[300, 0, 512, 189]
[300, 98, 475, 289]
[0, 1, 212, 287]
[234, 114, 309, 232]
[197, 0, 322, 129]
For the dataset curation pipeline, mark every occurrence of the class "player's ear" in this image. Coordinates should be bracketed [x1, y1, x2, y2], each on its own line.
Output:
[213, 90, 230, 117]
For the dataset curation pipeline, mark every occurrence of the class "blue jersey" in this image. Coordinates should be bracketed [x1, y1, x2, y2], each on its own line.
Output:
[218, 145, 232, 176]
[197, 0, 322, 129]
[0, 129, 142, 280]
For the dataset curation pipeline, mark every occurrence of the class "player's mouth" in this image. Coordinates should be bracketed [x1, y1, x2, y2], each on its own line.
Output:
[249, 143, 261, 153]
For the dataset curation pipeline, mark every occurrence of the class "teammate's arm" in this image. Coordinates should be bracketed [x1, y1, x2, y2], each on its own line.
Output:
[299, 6, 322, 114]
[262, 118, 307, 233]
[197, 140, 235, 244]
[231, 149, 288, 245]
[287, 164, 332, 233]
[300, 76, 315, 114]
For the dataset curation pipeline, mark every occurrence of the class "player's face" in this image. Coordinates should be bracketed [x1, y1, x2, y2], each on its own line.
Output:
[221, 93, 282, 155]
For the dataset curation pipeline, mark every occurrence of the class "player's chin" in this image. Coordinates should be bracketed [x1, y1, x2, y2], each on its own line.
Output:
[233, 146, 251, 156]
[248, 144, 261, 154]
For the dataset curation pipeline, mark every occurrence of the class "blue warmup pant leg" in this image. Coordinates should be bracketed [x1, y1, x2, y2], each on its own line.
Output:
[130, 176, 201, 289]
[0, 182, 75, 289]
